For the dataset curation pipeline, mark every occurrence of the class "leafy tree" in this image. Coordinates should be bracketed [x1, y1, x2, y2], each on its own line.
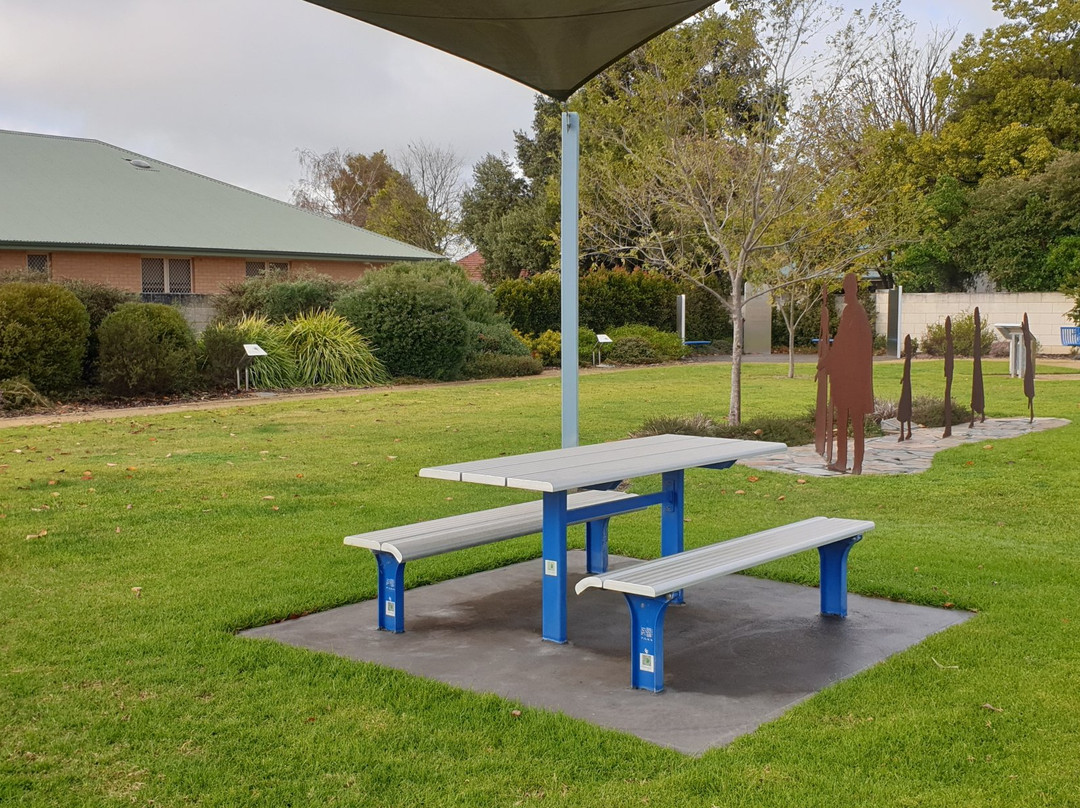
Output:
[574, 2, 905, 423]
[950, 151, 1080, 290]
[292, 145, 459, 254]
[460, 97, 562, 283]
[941, 0, 1080, 180]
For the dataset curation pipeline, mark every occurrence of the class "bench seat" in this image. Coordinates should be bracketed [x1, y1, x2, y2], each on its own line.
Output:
[346, 489, 645, 632]
[576, 516, 874, 691]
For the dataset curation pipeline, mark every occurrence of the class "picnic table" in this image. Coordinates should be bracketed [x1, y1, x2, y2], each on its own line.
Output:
[419, 434, 786, 644]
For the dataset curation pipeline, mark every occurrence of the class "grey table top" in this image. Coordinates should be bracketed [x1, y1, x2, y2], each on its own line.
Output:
[419, 433, 787, 493]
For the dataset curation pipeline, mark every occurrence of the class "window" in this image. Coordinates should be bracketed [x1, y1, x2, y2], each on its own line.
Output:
[27, 254, 50, 273]
[142, 257, 192, 294]
[245, 260, 289, 278]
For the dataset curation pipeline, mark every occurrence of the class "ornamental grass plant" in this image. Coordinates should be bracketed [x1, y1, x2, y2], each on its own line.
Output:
[283, 310, 388, 388]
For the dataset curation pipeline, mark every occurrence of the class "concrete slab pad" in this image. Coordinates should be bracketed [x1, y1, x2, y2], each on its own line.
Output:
[241, 552, 970, 755]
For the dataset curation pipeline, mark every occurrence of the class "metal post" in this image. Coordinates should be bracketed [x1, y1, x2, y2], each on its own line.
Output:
[560, 111, 580, 448]
[541, 490, 569, 643]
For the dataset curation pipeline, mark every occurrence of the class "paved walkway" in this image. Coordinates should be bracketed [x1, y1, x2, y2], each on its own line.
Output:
[740, 417, 1071, 477]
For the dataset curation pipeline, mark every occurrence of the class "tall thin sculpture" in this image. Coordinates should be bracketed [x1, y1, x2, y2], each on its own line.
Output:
[943, 316, 954, 438]
[814, 285, 832, 460]
[823, 273, 874, 474]
[898, 334, 913, 442]
[1022, 312, 1035, 422]
[970, 306, 986, 426]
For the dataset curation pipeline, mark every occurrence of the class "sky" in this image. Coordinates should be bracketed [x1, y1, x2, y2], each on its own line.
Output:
[1, 0, 1007, 206]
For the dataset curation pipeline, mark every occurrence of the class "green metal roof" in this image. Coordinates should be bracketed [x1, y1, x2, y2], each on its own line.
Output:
[0, 129, 442, 262]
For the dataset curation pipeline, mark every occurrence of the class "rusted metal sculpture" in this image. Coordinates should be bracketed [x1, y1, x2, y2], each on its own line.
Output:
[970, 306, 986, 426]
[898, 334, 913, 441]
[943, 316, 954, 438]
[814, 286, 832, 461]
[1022, 312, 1035, 422]
[823, 273, 874, 474]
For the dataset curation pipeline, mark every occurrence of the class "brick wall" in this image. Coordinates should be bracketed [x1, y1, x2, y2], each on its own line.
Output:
[2, 250, 383, 292]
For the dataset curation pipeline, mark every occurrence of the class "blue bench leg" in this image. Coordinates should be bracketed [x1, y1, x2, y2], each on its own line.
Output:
[373, 553, 405, 633]
[585, 518, 610, 574]
[818, 536, 861, 617]
[661, 469, 685, 604]
[625, 594, 671, 692]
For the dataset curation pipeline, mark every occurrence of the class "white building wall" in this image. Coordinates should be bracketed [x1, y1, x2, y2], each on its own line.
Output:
[874, 291, 1075, 355]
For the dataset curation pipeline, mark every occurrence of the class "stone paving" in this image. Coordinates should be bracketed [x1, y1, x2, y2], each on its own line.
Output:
[739, 416, 1071, 476]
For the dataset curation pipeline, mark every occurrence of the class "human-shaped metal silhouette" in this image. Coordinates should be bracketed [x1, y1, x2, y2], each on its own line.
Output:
[1022, 312, 1035, 422]
[970, 306, 986, 426]
[942, 316, 954, 438]
[814, 285, 832, 461]
[897, 334, 913, 441]
[823, 273, 874, 474]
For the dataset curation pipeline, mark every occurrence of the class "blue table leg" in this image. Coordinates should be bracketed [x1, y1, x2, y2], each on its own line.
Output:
[373, 553, 405, 633]
[625, 594, 671, 692]
[818, 536, 861, 617]
[542, 490, 569, 643]
[584, 518, 610, 574]
[661, 469, 685, 604]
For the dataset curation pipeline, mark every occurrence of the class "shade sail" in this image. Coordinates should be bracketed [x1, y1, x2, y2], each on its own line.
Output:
[302, 1, 715, 99]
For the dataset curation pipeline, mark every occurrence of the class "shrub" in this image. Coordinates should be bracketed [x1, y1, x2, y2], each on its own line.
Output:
[606, 336, 659, 365]
[234, 315, 297, 389]
[463, 353, 544, 379]
[265, 275, 349, 322]
[609, 325, 689, 361]
[632, 412, 816, 445]
[469, 320, 532, 357]
[0, 282, 89, 395]
[0, 376, 50, 411]
[57, 280, 134, 383]
[335, 273, 470, 380]
[494, 272, 562, 336]
[921, 311, 994, 357]
[284, 311, 388, 387]
[212, 272, 348, 324]
[368, 262, 500, 324]
[97, 303, 197, 396]
[529, 330, 562, 367]
[197, 322, 248, 389]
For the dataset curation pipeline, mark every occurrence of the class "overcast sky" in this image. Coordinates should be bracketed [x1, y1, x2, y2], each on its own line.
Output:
[1, 0, 1005, 205]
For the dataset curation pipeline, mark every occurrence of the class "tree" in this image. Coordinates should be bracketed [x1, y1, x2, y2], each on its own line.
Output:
[291, 148, 398, 229]
[460, 97, 561, 283]
[575, 1, 905, 423]
[950, 151, 1080, 290]
[840, 2, 956, 138]
[396, 141, 466, 256]
[292, 144, 462, 254]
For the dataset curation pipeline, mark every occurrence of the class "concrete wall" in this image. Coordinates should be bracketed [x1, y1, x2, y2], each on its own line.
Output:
[874, 290, 1075, 355]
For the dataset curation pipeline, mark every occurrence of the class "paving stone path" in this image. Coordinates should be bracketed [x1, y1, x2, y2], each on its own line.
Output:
[739, 417, 1071, 477]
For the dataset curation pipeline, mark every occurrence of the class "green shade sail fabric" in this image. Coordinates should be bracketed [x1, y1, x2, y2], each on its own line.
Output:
[302, 0, 715, 99]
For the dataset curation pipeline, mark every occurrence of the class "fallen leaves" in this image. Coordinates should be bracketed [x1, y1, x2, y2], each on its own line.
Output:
[132, 587, 142, 598]
[981, 703, 1003, 713]
[25, 529, 47, 540]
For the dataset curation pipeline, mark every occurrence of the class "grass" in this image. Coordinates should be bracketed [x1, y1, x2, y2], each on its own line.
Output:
[2, 359, 1080, 806]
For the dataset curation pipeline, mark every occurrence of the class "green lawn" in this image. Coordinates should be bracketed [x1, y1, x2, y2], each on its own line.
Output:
[2, 360, 1079, 806]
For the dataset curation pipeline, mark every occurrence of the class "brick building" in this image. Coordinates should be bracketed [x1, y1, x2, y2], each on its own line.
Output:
[0, 129, 441, 326]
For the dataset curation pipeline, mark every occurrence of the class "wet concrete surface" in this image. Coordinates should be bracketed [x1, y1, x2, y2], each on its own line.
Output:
[242, 551, 970, 754]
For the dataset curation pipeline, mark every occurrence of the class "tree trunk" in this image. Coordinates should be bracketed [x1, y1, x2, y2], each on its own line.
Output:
[728, 280, 744, 425]
[788, 328, 796, 379]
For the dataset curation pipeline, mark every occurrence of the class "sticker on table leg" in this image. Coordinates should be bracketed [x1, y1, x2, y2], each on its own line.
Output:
[544, 559, 558, 577]
[639, 652, 655, 673]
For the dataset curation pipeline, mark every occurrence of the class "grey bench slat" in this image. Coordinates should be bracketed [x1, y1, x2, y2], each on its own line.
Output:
[575, 517, 875, 598]
[345, 489, 640, 562]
